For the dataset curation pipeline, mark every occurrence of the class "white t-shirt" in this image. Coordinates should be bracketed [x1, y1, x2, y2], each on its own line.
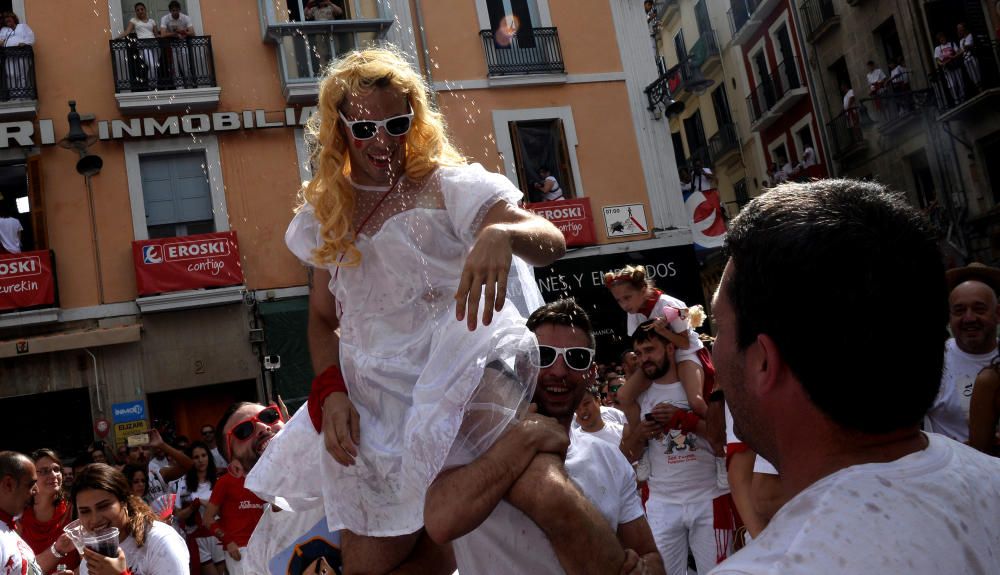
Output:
[709, 434, 1000, 574]
[541, 175, 563, 201]
[80, 521, 189, 575]
[842, 88, 855, 110]
[174, 479, 214, 534]
[452, 430, 643, 575]
[580, 420, 625, 448]
[160, 13, 193, 35]
[0, 23, 34, 47]
[935, 42, 958, 64]
[639, 381, 726, 504]
[0, 519, 42, 575]
[626, 293, 704, 363]
[145, 468, 170, 503]
[800, 147, 816, 168]
[0, 217, 23, 253]
[148, 456, 170, 477]
[926, 338, 996, 442]
[890, 65, 909, 85]
[245, 502, 342, 575]
[130, 17, 157, 39]
[866, 68, 887, 91]
[690, 168, 714, 192]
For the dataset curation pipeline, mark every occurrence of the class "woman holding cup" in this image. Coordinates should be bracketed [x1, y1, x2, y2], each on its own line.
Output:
[71, 464, 189, 575]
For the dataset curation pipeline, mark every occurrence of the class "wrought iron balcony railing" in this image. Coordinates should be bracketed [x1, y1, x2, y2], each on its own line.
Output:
[709, 122, 739, 161]
[746, 57, 803, 124]
[800, 0, 838, 42]
[0, 46, 36, 101]
[480, 27, 565, 77]
[110, 36, 216, 92]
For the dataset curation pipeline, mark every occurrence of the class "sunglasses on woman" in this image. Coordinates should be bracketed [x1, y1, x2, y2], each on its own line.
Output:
[226, 404, 283, 452]
[338, 107, 414, 140]
[532, 345, 595, 371]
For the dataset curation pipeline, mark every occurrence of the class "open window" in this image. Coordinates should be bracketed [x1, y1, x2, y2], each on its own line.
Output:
[0, 156, 45, 253]
[509, 118, 575, 203]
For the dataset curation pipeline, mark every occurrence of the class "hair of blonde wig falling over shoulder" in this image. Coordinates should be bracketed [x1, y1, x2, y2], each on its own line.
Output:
[298, 46, 466, 267]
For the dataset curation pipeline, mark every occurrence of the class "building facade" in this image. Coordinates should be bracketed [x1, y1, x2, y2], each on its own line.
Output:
[792, 0, 1000, 265]
[0, 0, 695, 455]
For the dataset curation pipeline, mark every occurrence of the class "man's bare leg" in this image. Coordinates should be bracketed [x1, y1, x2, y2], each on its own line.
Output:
[506, 453, 626, 574]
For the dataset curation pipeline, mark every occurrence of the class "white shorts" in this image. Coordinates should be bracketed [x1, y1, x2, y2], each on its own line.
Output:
[224, 548, 248, 575]
[197, 537, 225, 564]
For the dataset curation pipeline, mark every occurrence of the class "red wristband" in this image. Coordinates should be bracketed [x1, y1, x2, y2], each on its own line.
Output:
[308, 365, 347, 432]
[678, 411, 701, 434]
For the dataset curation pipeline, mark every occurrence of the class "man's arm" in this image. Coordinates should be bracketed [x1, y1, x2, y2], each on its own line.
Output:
[617, 518, 665, 575]
[727, 448, 766, 538]
[424, 414, 567, 544]
[152, 430, 193, 482]
[308, 267, 340, 372]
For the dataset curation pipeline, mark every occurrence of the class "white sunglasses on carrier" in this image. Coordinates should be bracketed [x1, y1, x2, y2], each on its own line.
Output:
[531, 345, 595, 371]
[338, 106, 414, 140]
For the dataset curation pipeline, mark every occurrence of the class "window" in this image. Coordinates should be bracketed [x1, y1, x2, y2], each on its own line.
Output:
[695, 0, 711, 37]
[711, 84, 734, 126]
[140, 152, 215, 239]
[874, 17, 903, 71]
[674, 29, 687, 65]
[905, 150, 936, 209]
[485, 0, 542, 40]
[112, 0, 202, 37]
[509, 119, 575, 203]
[0, 157, 43, 252]
[734, 178, 750, 208]
[671, 131, 686, 168]
[683, 109, 708, 162]
[125, 136, 228, 241]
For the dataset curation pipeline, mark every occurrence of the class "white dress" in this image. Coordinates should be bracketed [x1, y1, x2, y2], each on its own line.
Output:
[247, 163, 543, 537]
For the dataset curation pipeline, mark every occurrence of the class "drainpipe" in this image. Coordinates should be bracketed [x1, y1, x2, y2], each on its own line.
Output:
[412, 0, 436, 105]
[84, 349, 102, 415]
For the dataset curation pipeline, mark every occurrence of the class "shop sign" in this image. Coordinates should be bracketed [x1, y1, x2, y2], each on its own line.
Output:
[114, 420, 148, 446]
[133, 231, 244, 296]
[534, 244, 701, 361]
[603, 204, 649, 238]
[0, 250, 56, 312]
[112, 400, 146, 424]
[527, 198, 597, 247]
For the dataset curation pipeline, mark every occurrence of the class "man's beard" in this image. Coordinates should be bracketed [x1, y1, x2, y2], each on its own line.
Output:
[641, 357, 671, 381]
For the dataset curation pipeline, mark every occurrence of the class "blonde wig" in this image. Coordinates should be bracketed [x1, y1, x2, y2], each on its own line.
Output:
[300, 47, 466, 267]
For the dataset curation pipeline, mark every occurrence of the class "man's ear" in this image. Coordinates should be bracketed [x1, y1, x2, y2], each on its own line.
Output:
[226, 460, 245, 479]
[750, 333, 784, 394]
[0, 475, 15, 494]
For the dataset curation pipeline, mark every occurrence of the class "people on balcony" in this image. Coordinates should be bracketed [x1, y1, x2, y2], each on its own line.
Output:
[865, 60, 887, 111]
[305, 0, 345, 21]
[0, 12, 33, 47]
[0, 12, 34, 99]
[160, 1, 195, 88]
[534, 167, 564, 201]
[841, 82, 861, 138]
[120, 2, 160, 88]
[0, 204, 22, 254]
[956, 23, 982, 92]
[890, 55, 910, 92]
[934, 31, 965, 104]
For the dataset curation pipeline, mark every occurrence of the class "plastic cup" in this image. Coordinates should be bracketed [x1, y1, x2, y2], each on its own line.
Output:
[82, 527, 119, 558]
[62, 519, 87, 555]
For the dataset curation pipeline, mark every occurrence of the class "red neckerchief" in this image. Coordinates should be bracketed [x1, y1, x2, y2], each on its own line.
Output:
[637, 289, 663, 318]
[0, 509, 14, 529]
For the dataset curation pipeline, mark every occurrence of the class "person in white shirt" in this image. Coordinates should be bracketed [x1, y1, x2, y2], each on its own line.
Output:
[73, 463, 190, 575]
[957, 22, 981, 89]
[690, 158, 717, 192]
[0, 452, 42, 575]
[925, 263, 1000, 442]
[865, 60, 887, 97]
[159, 1, 195, 87]
[120, 3, 160, 88]
[934, 31, 965, 103]
[198, 425, 228, 470]
[708, 179, 1000, 574]
[574, 387, 626, 448]
[425, 299, 664, 575]
[533, 167, 564, 202]
[0, 12, 33, 99]
[0, 206, 22, 253]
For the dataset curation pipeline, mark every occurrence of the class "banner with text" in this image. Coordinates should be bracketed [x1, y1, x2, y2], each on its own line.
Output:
[0, 250, 56, 312]
[534, 244, 702, 362]
[527, 198, 597, 247]
[133, 231, 244, 296]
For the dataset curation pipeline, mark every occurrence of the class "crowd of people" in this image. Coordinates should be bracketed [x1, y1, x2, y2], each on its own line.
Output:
[2, 46, 1000, 575]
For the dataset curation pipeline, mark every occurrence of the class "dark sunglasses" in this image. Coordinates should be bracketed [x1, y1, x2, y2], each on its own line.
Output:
[338, 108, 414, 140]
[226, 405, 283, 452]
[532, 345, 595, 371]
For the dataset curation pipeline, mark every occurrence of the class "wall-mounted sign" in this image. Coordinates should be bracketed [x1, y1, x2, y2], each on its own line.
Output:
[112, 400, 146, 424]
[603, 204, 649, 238]
[114, 419, 148, 446]
[0, 250, 57, 312]
[527, 198, 597, 247]
[133, 231, 244, 296]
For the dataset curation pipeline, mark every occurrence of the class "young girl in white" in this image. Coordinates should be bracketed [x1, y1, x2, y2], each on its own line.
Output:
[245, 47, 563, 572]
[604, 265, 713, 428]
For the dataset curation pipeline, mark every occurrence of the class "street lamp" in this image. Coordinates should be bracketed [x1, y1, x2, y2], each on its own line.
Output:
[59, 101, 105, 303]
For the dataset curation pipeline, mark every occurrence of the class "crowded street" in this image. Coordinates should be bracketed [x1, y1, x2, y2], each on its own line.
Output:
[1, 1, 999, 574]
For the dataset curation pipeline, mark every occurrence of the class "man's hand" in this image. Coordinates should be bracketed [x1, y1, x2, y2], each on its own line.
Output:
[226, 542, 242, 561]
[83, 547, 127, 575]
[148, 428, 165, 448]
[322, 392, 360, 466]
[650, 402, 681, 425]
[638, 419, 663, 442]
[619, 549, 648, 575]
[516, 408, 570, 458]
[455, 225, 512, 330]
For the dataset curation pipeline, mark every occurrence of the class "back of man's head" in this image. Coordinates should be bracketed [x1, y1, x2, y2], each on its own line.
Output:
[526, 298, 595, 347]
[0, 451, 28, 481]
[724, 179, 947, 434]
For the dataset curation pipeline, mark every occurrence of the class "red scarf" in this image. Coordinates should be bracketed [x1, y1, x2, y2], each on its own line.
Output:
[18, 499, 72, 554]
[637, 289, 663, 318]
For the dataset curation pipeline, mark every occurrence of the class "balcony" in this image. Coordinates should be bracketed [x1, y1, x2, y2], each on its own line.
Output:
[0, 46, 37, 119]
[480, 28, 565, 79]
[110, 36, 220, 113]
[800, 0, 839, 43]
[694, 32, 721, 75]
[644, 64, 683, 118]
[826, 107, 867, 160]
[929, 39, 1000, 122]
[654, 0, 681, 29]
[746, 57, 808, 131]
[865, 69, 937, 135]
[709, 122, 740, 165]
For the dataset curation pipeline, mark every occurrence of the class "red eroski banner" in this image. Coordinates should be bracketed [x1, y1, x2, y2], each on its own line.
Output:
[133, 231, 245, 296]
[527, 197, 597, 247]
[0, 250, 56, 311]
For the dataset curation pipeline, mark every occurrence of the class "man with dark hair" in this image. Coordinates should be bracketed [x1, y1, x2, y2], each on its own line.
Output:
[708, 180, 1000, 574]
[625, 323, 730, 575]
[0, 451, 40, 575]
[425, 299, 663, 574]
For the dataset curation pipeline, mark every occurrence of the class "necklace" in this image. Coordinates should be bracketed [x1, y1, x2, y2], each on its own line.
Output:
[346, 174, 393, 193]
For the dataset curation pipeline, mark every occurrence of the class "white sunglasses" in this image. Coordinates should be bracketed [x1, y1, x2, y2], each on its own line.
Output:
[338, 107, 414, 140]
